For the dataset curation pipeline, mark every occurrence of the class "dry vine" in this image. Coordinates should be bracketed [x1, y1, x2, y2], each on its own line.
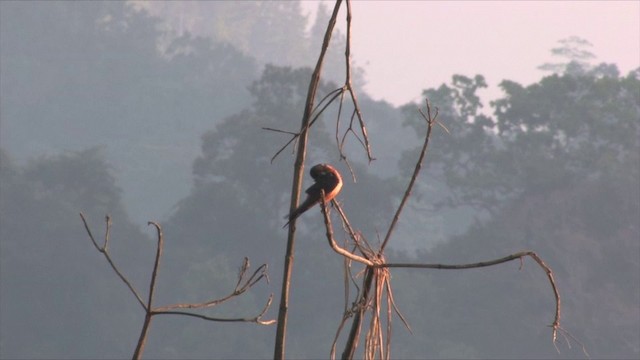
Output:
[79, 213, 274, 359]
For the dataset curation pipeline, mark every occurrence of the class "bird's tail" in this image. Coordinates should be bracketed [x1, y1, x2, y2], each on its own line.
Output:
[282, 209, 301, 228]
[282, 197, 317, 228]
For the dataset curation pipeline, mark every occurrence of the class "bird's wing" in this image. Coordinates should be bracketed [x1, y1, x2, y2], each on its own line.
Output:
[305, 181, 324, 197]
[285, 182, 327, 224]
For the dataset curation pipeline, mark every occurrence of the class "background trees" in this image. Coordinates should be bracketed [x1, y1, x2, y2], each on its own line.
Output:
[397, 63, 639, 358]
[0, 1, 257, 223]
[0, 148, 150, 358]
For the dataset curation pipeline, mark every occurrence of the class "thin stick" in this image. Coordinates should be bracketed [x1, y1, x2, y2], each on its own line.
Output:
[377, 250, 561, 343]
[380, 100, 437, 251]
[266, 87, 344, 163]
[79, 213, 147, 310]
[155, 263, 269, 311]
[133, 222, 163, 359]
[80, 214, 273, 359]
[154, 294, 275, 325]
[146, 222, 163, 310]
[344, 0, 373, 163]
[320, 191, 374, 266]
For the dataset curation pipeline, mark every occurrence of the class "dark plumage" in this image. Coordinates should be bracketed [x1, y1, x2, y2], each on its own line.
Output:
[284, 163, 343, 228]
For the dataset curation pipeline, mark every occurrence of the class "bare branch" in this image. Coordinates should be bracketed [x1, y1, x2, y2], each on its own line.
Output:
[155, 261, 269, 312]
[262, 127, 298, 136]
[104, 215, 112, 252]
[331, 199, 371, 257]
[81, 214, 274, 359]
[146, 221, 163, 309]
[234, 257, 250, 290]
[266, 87, 345, 163]
[320, 190, 374, 266]
[344, 0, 374, 163]
[79, 212, 101, 251]
[79, 213, 147, 311]
[377, 250, 562, 344]
[155, 294, 276, 326]
[383, 276, 412, 335]
[380, 99, 439, 251]
[556, 326, 590, 358]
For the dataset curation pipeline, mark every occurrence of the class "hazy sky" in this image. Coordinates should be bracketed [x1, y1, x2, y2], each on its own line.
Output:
[302, 1, 640, 106]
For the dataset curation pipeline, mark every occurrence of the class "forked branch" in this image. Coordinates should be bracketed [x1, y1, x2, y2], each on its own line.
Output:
[377, 251, 562, 343]
[314, 99, 571, 359]
[79, 213, 273, 359]
[381, 99, 440, 251]
[319, 191, 374, 266]
[80, 213, 147, 310]
[265, 0, 373, 176]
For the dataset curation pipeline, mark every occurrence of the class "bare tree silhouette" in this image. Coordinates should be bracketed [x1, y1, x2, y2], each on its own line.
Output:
[79, 213, 274, 359]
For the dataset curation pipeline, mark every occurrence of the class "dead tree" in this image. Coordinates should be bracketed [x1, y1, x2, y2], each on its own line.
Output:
[266, 0, 583, 358]
[318, 102, 582, 359]
[79, 214, 274, 359]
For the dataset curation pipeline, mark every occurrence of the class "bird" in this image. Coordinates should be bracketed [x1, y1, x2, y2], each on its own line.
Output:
[283, 163, 343, 228]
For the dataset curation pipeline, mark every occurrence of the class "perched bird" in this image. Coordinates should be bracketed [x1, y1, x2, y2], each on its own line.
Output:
[284, 163, 343, 228]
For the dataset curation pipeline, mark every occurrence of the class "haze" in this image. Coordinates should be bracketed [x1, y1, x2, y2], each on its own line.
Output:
[1, 1, 638, 359]
[302, 1, 640, 105]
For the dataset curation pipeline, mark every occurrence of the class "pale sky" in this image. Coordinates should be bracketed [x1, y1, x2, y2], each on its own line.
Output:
[302, 1, 640, 106]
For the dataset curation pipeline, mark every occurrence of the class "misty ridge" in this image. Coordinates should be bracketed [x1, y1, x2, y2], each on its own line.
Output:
[0, 2, 638, 359]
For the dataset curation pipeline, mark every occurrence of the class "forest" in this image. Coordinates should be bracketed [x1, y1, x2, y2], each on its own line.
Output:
[1, 2, 638, 359]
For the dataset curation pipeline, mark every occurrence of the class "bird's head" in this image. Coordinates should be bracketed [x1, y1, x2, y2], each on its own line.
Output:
[310, 163, 340, 180]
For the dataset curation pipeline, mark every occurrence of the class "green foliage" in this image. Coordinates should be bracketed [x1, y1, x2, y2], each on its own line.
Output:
[538, 36, 596, 75]
[401, 74, 502, 214]
[397, 62, 639, 358]
[404, 172, 640, 358]
[494, 69, 639, 187]
[403, 65, 639, 214]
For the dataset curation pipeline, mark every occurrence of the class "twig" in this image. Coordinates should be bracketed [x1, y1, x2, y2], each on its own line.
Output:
[155, 294, 276, 326]
[380, 100, 438, 251]
[80, 214, 273, 359]
[332, 199, 371, 258]
[377, 251, 562, 344]
[320, 190, 374, 266]
[79, 213, 147, 311]
[146, 222, 163, 310]
[154, 262, 269, 311]
[383, 276, 412, 335]
[266, 87, 344, 163]
[261, 127, 298, 136]
[344, 0, 374, 163]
